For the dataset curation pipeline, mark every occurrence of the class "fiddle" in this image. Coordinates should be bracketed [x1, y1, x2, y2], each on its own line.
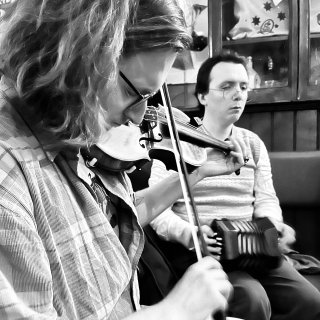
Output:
[82, 104, 232, 173]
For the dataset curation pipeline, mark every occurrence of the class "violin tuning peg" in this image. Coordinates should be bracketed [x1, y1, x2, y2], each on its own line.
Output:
[193, 117, 203, 127]
[86, 158, 97, 167]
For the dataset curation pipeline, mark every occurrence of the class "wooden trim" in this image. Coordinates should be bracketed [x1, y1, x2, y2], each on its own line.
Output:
[290, 0, 299, 100]
[271, 111, 275, 150]
[293, 110, 297, 151]
[180, 100, 320, 118]
[243, 101, 320, 113]
[207, 0, 213, 57]
[317, 110, 320, 149]
[298, 0, 311, 100]
[210, 0, 222, 56]
[223, 35, 288, 46]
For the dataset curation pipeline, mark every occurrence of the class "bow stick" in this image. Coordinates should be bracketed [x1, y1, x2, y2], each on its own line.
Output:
[159, 83, 226, 320]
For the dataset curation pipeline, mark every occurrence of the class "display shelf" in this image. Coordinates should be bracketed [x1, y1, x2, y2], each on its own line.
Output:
[223, 35, 288, 46]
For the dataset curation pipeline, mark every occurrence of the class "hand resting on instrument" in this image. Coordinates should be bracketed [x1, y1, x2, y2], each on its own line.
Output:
[193, 136, 249, 180]
[187, 225, 223, 260]
[268, 218, 296, 253]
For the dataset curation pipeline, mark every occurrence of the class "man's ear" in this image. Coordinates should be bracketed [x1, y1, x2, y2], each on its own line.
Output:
[197, 92, 207, 106]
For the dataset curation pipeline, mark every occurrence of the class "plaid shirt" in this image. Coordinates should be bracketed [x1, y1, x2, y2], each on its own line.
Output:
[0, 80, 144, 319]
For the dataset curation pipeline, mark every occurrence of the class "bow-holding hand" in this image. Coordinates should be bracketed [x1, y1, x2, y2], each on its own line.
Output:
[158, 256, 232, 320]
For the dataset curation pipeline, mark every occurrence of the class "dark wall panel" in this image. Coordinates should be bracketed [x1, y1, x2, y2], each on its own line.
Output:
[296, 110, 317, 151]
[238, 112, 272, 150]
[273, 111, 294, 151]
[233, 108, 320, 151]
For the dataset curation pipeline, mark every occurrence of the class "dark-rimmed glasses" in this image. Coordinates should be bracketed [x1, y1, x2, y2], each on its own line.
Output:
[119, 71, 158, 109]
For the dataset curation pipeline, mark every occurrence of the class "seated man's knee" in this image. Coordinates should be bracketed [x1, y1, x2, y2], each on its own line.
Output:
[229, 272, 271, 320]
[295, 280, 320, 315]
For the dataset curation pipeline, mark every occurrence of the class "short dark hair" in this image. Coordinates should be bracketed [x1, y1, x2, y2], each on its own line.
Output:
[194, 51, 247, 115]
[195, 51, 247, 96]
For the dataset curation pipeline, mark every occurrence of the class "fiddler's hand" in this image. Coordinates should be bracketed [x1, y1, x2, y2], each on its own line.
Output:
[161, 256, 232, 320]
[196, 136, 249, 179]
[269, 218, 296, 253]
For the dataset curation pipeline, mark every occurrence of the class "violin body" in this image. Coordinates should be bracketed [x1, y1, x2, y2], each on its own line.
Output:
[82, 119, 207, 172]
[82, 124, 151, 172]
[148, 135, 207, 171]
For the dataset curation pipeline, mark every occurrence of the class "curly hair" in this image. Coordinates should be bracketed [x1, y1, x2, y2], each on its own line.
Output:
[1, 0, 191, 146]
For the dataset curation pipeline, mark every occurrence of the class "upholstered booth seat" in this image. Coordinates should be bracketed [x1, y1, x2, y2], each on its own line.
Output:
[269, 151, 320, 207]
[269, 151, 320, 259]
[269, 151, 320, 291]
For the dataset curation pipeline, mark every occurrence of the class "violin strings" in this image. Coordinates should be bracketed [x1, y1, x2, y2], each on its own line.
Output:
[155, 110, 222, 145]
[154, 108, 203, 134]
[146, 105, 195, 130]
[145, 105, 230, 150]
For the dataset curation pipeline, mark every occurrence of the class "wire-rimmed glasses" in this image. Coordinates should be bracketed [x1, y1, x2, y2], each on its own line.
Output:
[208, 86, 249, 100]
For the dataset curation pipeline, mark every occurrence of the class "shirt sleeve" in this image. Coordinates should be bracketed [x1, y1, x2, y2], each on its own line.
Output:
[148, 160, 195, 249]
[253, 140, 283, 222]
[0, 205, 57, 319]
[0, 147, 57, 319]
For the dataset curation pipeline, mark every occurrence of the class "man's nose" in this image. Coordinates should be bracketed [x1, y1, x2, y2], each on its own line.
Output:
[125, 100, 148, 125]
[233, 91, 242, 100]
[232, 87, 244, 101]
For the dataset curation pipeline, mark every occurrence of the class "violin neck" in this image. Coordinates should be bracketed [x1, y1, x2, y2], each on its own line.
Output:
[144, 104, 231, 153]
[176, 127, 231, 153]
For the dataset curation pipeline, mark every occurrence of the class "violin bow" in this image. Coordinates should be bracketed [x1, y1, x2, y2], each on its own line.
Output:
[159, 83, 226, 320]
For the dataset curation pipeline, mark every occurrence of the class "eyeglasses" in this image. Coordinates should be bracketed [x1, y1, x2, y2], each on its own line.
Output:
[119, 71, 158, 110]
[209, 85, 248, 99]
